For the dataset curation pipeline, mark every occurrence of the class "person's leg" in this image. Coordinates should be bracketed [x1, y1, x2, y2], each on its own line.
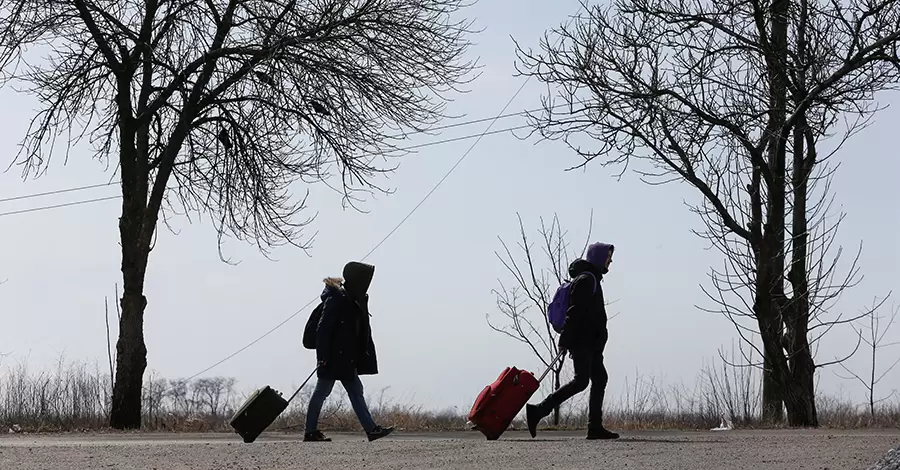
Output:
[586, 349, 618, 439]
[538, 350, 592, 414]
[341, 374, 395, 441]
[527, 349, 592, 437]
[340, 374, 377, 433]
[304, 378, 336, 439]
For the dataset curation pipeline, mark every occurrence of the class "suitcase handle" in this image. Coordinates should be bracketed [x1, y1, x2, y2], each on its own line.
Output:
[536, 350, 566, 383]
[286, 365, 320, 405]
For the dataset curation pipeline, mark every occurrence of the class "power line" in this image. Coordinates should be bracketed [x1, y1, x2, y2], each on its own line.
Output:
[361, 92, 530, 260]
[175, 80, 533, 384]
[405, 106, 545, 136]
[0, 123, 531, 219]
[401, 124, 530, 151]
[0, 182, 118, 204]
[0, 106, 554, 206]
[0, 195, 121, 217]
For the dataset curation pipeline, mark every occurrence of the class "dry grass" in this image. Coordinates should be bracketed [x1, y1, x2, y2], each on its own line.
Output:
[0, 356, 897, 434]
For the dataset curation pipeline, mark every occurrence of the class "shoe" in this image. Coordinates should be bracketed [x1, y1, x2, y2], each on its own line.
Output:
[586, 427, 619, 440]
[366, 425, 395, 442]
[526, 404, 541, 438]
[303, 430, 332, 442]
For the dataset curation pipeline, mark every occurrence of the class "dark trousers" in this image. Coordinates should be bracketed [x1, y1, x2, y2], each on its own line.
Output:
[305, 373, 376, 433]
[536, 348, 609, 429]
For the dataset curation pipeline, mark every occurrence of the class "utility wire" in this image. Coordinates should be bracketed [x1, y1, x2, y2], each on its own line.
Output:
[0, 196, 121, 217]
[0, 123, 532, 218]
[0, 182, 119, 204]
[0, 105, 557, 207]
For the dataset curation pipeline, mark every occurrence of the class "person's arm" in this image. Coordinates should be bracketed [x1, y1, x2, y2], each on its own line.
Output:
[558, 274, 593, 350]
[595, 282, 608, 326]
[315, 296, 341, 365]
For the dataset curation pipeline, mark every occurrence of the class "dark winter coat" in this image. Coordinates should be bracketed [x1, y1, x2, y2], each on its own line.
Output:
[315, 279, 379, 380]
[558, 258, 610, 353]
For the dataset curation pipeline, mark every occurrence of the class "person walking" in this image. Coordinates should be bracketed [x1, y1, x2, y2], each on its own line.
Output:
[304, 261, 394, 442]
[526, 242, 620, 440]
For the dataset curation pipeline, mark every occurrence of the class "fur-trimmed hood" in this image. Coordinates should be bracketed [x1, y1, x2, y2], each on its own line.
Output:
[321, 277, 345, 303]
[322, 262, 375, 300]
[324, 277, 344, 290]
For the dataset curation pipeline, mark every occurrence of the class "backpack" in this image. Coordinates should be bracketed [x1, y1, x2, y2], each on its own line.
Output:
[302, 302, 325, 350]
[547, 272, 598, 334]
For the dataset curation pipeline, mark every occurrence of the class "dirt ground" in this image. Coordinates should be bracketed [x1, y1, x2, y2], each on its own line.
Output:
[0, 429, 897, 469]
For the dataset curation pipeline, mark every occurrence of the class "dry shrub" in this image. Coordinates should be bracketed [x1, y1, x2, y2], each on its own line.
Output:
[0, 356, 896, 433]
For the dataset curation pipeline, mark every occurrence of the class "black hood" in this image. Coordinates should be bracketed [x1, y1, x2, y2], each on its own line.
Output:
[343, 261, 375, 299]
[568, 259, 603, 280]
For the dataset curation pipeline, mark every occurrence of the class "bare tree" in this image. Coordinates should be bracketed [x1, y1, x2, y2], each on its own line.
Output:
[193, 376, 236, 418]
[165, 378, 192, 418]
[699, 157, 871, 424]
[488, 212, 606, 426]
[514, 0, 900, 426]
[837, 297, 900, 417]
[0, 0, 476, 428]
[141, 372, 167, 427]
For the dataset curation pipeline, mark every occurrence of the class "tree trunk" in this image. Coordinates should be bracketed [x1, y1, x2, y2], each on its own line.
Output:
[757, 0, 794, 427]
[782, 380, 817, 426]
[109, 212, 150, 429]
[783, 121, 818, 428]
[757, 291, 786, 423]
[109, 289, 148, 428]
[781, 0, 818, 427]
[749, 129, 784, 424]
[782, 296, 817, 428]
[761, 355, 785, 423]
[757, 287, 818, 426]
[108, 92, 158, 429]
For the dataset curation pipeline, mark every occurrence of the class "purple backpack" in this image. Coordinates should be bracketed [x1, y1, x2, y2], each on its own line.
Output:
[547, 273, 598, 333]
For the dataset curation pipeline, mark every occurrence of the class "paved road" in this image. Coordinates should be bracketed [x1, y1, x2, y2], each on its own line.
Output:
[1, 429, 897, 469]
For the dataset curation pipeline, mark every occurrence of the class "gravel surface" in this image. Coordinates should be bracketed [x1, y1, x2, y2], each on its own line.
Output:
[0, 429, 897, 469]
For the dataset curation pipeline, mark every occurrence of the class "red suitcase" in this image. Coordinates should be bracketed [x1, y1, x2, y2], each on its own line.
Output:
[467, 352, 563, 440]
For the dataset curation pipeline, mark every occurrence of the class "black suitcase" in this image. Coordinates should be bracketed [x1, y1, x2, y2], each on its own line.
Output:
[229, 386, 289, 443]
[229, 367, 318, 443]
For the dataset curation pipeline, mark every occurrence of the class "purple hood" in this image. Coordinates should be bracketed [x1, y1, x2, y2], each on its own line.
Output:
[585, 242, 614, 274]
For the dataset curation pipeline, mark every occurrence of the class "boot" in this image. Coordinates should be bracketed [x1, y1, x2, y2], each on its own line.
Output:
[303, 430, 332, 442]
[366, 425, 395, 442]
[587, 387, 616, 439]
[586, 427, 619, 440]
[526, 404, 544, 438]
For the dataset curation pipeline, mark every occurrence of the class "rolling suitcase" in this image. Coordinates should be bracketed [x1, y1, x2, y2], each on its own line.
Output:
[229, 367, 318, 443]
[467, 352, 564, 440]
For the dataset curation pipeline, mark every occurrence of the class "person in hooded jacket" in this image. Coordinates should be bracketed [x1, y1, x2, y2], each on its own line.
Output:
[526, 242, 619, 440]
[303, 261, 394, 442]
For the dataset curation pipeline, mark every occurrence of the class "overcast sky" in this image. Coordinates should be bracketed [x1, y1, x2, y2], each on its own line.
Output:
[1, 0, 898, 413]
